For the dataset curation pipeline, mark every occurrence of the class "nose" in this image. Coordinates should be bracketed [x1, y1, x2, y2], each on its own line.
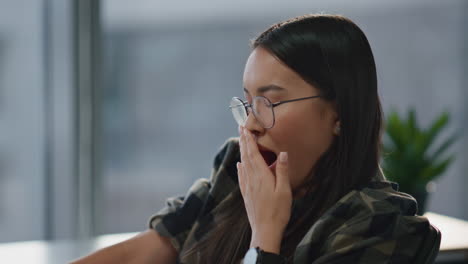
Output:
[242, 110, 264, 139]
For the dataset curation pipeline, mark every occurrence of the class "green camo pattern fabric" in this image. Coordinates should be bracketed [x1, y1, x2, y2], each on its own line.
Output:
[148, 137, 433, 263]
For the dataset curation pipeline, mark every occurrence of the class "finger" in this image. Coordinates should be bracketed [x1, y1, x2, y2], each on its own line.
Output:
[243, 128, 269, 169]
[241, 128, 261, 184]
[238, 162, 251, 203]
[240, 128, 253, 169]
[275, 152, 291, 192]
[239, 127, 247, 163]
[239, 127, 254, 172]
[237, 162, 245, 196]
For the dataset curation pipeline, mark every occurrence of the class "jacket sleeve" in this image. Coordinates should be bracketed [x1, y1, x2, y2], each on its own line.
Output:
[147, 137, 239, 253]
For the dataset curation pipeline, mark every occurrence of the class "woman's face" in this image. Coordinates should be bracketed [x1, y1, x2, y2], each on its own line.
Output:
[242, 46, 339, 196]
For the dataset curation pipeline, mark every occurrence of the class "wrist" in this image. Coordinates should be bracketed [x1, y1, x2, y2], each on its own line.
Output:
[243, 247, 287, 264]
[250, 231, 283, 254]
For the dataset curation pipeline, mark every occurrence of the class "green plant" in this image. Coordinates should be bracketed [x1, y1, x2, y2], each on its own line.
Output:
[382, 108, 457, 194]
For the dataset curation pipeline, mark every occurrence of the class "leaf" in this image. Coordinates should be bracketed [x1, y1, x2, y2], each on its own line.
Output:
[430, 134, 458, 162]
[382, 108, 456, 186]
[385, 111, 407, 152]
[407, 108, 418, 139]
[420, 155, 455, 182]
[419, 112, 450, 154]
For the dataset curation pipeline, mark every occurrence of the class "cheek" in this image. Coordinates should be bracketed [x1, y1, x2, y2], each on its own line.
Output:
[274, 105, 333, 151]
[272, 106, 335, 188]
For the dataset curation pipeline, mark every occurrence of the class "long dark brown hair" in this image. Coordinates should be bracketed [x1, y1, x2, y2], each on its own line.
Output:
[181, 14, 383, 263]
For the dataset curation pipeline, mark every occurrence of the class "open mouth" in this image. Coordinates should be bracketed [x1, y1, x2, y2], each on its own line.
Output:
[259, 149, 278, 167]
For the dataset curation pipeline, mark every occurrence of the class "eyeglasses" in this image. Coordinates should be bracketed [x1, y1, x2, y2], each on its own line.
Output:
[229, 95, 321, 129]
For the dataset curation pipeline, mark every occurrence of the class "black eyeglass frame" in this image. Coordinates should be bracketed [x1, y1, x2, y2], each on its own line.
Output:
[229, 95, 322, 129]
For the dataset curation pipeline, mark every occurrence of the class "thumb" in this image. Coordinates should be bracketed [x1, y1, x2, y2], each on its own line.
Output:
[275, 152, 290, 191]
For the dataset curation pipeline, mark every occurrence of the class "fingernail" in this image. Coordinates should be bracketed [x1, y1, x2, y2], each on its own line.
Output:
[279, 152, 288, 163]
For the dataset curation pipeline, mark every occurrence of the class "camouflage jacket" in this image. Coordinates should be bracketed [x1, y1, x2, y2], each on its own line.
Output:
[148, 137, 433, 263]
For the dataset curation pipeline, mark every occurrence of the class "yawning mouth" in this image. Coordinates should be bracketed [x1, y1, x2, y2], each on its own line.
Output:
[258, 145, 278, 167]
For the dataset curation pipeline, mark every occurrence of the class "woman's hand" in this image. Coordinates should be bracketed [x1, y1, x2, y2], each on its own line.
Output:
[237, 126, 293, 254]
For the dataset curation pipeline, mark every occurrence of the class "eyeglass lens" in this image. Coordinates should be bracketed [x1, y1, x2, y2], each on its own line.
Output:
[230, 97, 274, 128]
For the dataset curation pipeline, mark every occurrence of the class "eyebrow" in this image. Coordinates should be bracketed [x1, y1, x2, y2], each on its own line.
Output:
[243, 85, 287, 94]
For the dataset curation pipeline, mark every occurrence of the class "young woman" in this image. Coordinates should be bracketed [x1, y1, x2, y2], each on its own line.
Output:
[71, 14, 433, 264]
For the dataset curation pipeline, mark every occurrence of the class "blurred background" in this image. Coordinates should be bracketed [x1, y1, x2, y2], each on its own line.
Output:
[0, 0, 467, 244]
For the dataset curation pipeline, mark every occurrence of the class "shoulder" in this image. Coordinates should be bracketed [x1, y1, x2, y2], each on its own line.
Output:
[204, 137, 241, 208]
[147, 137, 241, 252]
[331, 180, 420, 223]
[177, 136, 241, 212]
[311, 179, 426, 239]
[295, 180, 430, 263]
[211, 137, 240, 171]
[208, 137, 240, 188]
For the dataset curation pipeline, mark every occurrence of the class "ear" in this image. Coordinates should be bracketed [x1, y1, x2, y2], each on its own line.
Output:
[330, 102, 340, 135]
[334, 120, 341, 136]
[325, 101, 340, 136]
